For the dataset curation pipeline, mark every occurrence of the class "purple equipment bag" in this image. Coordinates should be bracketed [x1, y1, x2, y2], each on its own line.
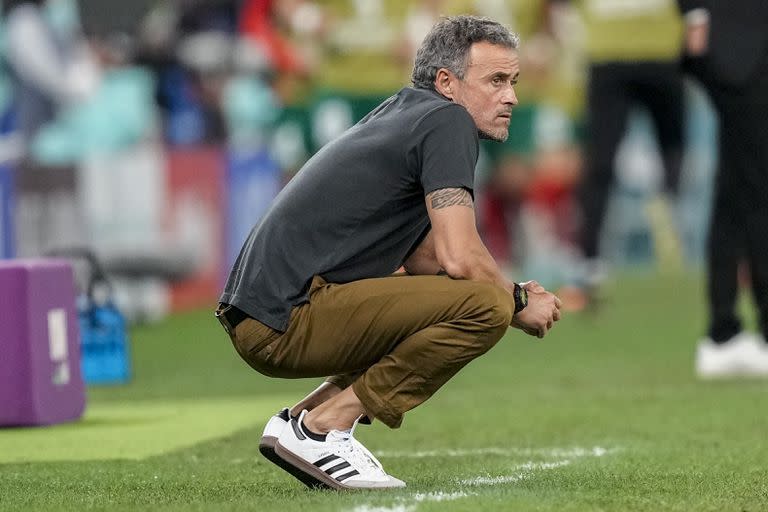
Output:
[0, 259, 86, 426]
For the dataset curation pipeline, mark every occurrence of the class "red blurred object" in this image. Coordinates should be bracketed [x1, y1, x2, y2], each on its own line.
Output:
[164, 146, 227, 311]
[240, 0, 307, 75]
[480, 190, 515, 263]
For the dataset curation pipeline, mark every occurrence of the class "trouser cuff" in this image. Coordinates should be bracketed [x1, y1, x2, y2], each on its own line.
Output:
[325, 370, 362, 390]
[351, 379, 403, 429]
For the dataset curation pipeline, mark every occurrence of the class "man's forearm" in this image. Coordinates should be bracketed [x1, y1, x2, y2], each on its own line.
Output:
[442, 241, 516, 296]
[425, 187, 516, 295]
[403, 230, 510, 290]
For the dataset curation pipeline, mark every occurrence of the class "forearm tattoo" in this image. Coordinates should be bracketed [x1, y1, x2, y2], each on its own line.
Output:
[428, 188, 473, 210]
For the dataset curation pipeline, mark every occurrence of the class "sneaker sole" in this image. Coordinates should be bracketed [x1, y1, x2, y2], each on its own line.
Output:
[272, 440, 404, 491]
[259, 435, 330, 490]
[273, 440, 359, 491]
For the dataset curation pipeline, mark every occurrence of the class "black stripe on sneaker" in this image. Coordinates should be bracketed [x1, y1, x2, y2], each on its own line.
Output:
[313, 454, 340, 467]
[290, 420, 306, 441]
[335, 469, 360, 482]
[278, 408, 290, 422]
[300, 421, 328, 442]
[324, 461, 351, 475]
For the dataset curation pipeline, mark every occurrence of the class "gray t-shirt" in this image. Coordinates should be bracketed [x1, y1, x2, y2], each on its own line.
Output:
[220, 87, 479, 331]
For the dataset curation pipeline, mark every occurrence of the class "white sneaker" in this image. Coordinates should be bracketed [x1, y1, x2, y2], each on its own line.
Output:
[259, 407, 290, 461]
[274, 410, 406, 490]
[261, 407, 330, 488]
[696, 332, 768, 378]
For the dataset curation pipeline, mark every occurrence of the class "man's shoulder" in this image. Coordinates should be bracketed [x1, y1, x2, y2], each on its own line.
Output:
[393, 87, 474, 131]
[397, 87, 459, 113]
[359, 87, 467, 132]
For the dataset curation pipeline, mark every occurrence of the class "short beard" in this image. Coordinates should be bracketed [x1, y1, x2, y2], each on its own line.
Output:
[478, 129, 509, 142]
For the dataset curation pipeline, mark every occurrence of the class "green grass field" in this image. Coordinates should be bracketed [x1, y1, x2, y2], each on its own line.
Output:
[2, 273, 767, 511]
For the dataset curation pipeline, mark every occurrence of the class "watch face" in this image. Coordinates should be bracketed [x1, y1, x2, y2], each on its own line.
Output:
[514, 283, 528, 313]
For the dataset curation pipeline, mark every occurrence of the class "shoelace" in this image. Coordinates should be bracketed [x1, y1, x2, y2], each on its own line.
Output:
[352, 438, 385, 470]
[347, 414, 387, 472]
[296, 410, 387, 476]
[327, 430, 384, 474]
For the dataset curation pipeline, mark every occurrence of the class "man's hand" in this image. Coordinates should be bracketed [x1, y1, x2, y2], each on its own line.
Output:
[510, 280, 562, 338]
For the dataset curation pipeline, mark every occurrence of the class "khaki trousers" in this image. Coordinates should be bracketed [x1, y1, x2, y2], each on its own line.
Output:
[224, 274, 514, 428]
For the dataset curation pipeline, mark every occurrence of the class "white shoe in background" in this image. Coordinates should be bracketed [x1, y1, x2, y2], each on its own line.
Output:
[744, 335, 768, 376]
[696, 332, 768, 378]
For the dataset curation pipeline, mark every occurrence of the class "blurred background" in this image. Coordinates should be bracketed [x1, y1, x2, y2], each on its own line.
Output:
[0, 0, 717, 323]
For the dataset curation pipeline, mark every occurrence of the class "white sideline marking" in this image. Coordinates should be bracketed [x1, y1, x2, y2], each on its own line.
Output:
[351, 492, 473, 512]
[459, 460, 572, 486]
[353, 507, 413, 512]
[348, 446, 616, 512]
[412, 491, 473, 502]
[375, 445, 614, 459]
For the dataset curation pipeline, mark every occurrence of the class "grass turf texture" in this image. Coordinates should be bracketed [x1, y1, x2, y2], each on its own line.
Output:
[1, 273, 767, 511]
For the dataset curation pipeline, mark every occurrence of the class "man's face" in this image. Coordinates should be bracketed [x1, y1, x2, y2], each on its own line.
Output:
[447, 42, 519, 142]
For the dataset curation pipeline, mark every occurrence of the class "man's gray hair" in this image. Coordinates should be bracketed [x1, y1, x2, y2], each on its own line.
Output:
[411, 15, 519, 90]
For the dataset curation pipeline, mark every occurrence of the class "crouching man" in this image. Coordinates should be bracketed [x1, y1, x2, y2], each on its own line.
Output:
[216, 15, 562, 490]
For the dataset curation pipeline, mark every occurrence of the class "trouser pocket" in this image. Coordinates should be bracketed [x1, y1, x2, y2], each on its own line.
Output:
[230, 317, 283, 376]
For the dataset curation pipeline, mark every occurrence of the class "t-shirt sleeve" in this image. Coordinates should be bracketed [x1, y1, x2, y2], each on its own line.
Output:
[411, 104, 479, 196]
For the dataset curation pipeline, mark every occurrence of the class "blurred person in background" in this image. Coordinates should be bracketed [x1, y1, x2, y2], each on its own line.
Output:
[175, 0, 241, 143]
[216, 15, 561, 490]
[3, 0, 98, 148]
[3, 0, 99, 256]
[394, 0, 448, 77]
[476, 106, 582, 282]
[143, 0, 241, 144]
[135, 0, 248, 145]
[677, 1, 768, 377]
[477, 1, 584, 284]
[239, 0, 327, 105]
[544, 0, 686, 311]
[133, 0, 187, 141]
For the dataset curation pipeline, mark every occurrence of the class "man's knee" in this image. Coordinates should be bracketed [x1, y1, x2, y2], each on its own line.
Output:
[473, 281, 514, 321]
[463, 282, 514, 346]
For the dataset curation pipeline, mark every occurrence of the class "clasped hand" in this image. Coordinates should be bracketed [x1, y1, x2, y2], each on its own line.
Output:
[510, 280, 562, 338]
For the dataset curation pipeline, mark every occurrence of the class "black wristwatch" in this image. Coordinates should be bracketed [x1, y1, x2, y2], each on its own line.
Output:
[513, 282, 528, 314]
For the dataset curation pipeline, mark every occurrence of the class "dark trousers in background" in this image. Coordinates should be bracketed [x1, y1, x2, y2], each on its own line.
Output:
[703, 55, 768, 342]
[580, 61, 685, 260]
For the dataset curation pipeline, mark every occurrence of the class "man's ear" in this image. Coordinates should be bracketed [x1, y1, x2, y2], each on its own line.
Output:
[434, 68, 455, 100]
